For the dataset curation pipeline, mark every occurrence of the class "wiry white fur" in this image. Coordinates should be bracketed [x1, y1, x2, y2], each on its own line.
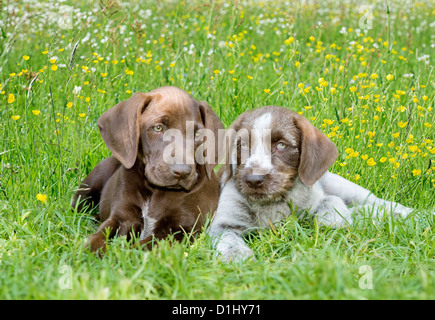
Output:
[209, 123, 415, 262]
[245, 113, 273, 175]
[139, 200, 157, 240]
[209, 172, 414, 262]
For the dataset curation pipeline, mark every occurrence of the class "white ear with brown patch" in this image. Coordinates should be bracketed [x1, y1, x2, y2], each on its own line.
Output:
[97, 92, 152, 169]
[294, 114, 338, 186]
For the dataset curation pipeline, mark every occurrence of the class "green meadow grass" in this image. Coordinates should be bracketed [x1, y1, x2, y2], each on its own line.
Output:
[0, 0, 434, 299]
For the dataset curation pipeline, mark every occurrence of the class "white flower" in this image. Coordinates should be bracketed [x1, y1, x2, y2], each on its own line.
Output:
[73, 86, 82, 95]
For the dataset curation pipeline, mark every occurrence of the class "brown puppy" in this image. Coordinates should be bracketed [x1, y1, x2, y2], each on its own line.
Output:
[73, 86, 224, 253]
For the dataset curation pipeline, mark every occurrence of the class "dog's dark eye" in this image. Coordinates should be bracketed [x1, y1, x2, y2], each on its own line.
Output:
[152, 125, 163, 133]
[276, 142, 287, 151]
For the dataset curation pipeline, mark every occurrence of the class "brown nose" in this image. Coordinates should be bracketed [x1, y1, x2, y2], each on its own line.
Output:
[245, 174, 265, 189]
[171, 164, 193, 179]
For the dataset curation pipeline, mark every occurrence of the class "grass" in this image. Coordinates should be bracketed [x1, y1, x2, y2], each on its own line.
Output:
[0, 0, 434, 299]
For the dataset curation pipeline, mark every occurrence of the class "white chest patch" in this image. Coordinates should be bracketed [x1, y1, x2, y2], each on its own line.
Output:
[245, 112, 273, 175]
[139, 200, 157, 240]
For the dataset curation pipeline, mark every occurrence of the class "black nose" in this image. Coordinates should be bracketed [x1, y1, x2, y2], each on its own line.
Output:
[171, 164, 193, 179]
[245, 174, 265, 189]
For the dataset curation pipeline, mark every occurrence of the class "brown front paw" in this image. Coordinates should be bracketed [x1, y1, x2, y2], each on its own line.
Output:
[85, 234, 107, 256]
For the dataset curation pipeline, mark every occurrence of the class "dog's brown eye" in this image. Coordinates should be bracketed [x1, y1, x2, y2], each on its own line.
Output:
[276, 142, 287, 151]
[152, 125, 163, 132]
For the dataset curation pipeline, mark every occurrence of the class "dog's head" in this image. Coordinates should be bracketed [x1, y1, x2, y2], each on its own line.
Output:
[97, 86, 224, 191]
[222, 106, 338, 203]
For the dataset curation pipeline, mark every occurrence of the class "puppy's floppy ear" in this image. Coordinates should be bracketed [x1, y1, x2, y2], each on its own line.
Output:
[98, 92, 152, 169]
[198, 101, 225, 179]
[220, 114, 245, 185]
[294, 114, 338, 186]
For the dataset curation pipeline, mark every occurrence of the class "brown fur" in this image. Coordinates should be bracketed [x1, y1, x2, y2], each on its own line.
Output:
[72, 86, 224, 253]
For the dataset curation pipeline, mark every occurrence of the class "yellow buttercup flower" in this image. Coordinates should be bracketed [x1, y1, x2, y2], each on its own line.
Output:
[386, 74, 394, 81]
[36, 193, 47, 204]
[284, 37, 294, 45]
[11, 115, 20, 120]
[8, 93, 15, 104]
[398, 121, 407, 128]
[367, 158, 376, 166]
[32, 110, 40, 116]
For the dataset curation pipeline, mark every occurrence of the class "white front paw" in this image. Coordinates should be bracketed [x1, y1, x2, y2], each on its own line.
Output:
[216, 242, 255, 263]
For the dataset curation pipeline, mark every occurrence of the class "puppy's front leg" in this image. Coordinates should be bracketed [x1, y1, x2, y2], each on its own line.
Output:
[208, 180, 256, 262]
[86, 218, 120, 253]
[86, 210, 142, 254]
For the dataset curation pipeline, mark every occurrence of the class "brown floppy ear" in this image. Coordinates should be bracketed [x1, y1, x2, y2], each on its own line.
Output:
[219, 114, 246, 185]
[97, 92, 152, 169]
[198, 101, 225, 179]
[294, 114, 338, 186]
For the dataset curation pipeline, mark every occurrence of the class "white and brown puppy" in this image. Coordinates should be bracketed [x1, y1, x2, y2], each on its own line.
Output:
[209, 106, 413, 262]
